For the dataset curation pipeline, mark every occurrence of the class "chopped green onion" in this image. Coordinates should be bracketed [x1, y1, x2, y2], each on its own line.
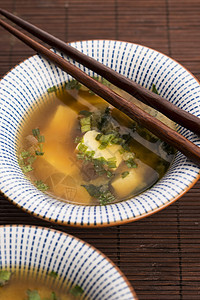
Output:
[80, 116, 91, 133]
[161, 141, 176, 155]
[79, 110, 92, 117]
[35, 151, 44, 156]
[74, 136, 83, 144]
[121, 171, 129, 178]
[0, 270, 11, 287]
[35, 143, 44, 156]
[65, 79, 81, 90]
[152, 84, 159, 95]
[76, 153, 85, 160]
[26, 290, 41, 300]
[88, 89, 96, 95]
[27, 156, 36, 164]
[82, 184, 115, 205]
[125, 158, 137, 168]
[119, 148, 126, 154]
[51, 292, 58, 300]
[35, 180, 49, 191]
[99, 190, 115, 205]
[107, 157, 117, 169]
[70, 284, 84, 297]
[95, 133, 102, 141]
[49, 271, 58, 278]
[21, 150, 31, 158]
[47, 86, 57, 93]
[77, 142, 88, 153]
[37, 135, 45, 143]
[22, 165, 33, 173]
[32, 128, 40, 138]
[107, 170, 113, 178]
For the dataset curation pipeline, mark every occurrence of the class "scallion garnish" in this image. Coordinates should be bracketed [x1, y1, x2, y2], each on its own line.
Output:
[125, 158, 137, 168]
[49, 271, 58, 278]
[107, 157, 117, 169]
[26, 290, 41, 300]
[0, 270, 11, 287]
[37, 135, 45, 143]
[152, 83, 159, 95]
[74, 136, 83, 144]
[80, 116, 91, 133]
[32, 128, 40, 138]
[121, 171, 129, 178]
[70, 284, 84, 297]
[22, 165, 34, 173]
[65, 79, 81, 90]
[82, 183, 115, 205]
[35, 180, 49, 191]
[79, 110, 92, 117]
[21, 150, 31, 158]
[47, 86, 57, 93]
[77, 142, 88, 153]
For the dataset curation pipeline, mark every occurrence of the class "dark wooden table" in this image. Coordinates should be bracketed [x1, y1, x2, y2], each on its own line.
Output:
[0, 1, 200, 299]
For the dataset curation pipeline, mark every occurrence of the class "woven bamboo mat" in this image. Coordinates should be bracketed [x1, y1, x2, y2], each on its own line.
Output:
[0, 1, 200, 299]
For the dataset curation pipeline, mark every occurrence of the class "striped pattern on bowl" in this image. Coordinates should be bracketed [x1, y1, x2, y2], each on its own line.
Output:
[0, 40, 200, 226]
[0, 225, 136, 300]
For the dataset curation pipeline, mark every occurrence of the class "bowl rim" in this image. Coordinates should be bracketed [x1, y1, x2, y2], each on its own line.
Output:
[0, 224, 138, 299]
[0, 39, 200, 227]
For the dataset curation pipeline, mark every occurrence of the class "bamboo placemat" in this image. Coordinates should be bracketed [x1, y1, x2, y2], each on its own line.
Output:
[0, 1, 200, 299]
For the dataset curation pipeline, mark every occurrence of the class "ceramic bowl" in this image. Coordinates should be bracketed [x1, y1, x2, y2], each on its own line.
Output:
[0, 40, 200, 226]
[0, 225, 137, 299]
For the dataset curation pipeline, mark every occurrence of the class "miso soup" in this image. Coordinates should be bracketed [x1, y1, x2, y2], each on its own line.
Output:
[0, 269, 87, 300]
[18, 79, 176, 205]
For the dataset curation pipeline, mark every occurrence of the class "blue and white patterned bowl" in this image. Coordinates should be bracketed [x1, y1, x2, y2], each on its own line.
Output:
[0, 225, 137, 299]
[0, 40, 200, 226]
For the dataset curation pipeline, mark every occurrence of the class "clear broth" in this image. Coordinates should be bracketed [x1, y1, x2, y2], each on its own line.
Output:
[18, 83, 175, 206]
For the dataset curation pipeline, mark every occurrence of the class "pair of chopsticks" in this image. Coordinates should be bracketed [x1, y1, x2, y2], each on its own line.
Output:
[0, 9, 200, 167]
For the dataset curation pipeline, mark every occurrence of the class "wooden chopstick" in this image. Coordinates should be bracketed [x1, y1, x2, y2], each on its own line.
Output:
[1, 17, 200, 167]
[1, 8, 200, 137]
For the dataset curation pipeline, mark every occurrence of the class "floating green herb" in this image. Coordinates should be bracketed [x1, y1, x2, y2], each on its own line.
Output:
[161, 141, 176, 155]
[70, 284, 84, 297]
[18, 151, 35, 174]
[77, 142, 88, 153]
[74, 136, 83, 144]
[26, 290, 41, 300]
[107, 157, 117, 169]
[0, 270, 11, 287]
[22, 165, 34, 173]
[35, 180, 49, 191]
[48, 271, 58, 278]
[152, 83, 159, 95]
[125, 158, 137, 168]
[93, 157, 108, 176]
[121, 171, 129, 178]
[65, 79, 81, 90]
[32, 128, 45, 156]
[135, 125, 158, 143]
[50, 292, 59, 300]
[21, 150, 31, 159]
[98, 107, 111, 132]
[96, 133, 119, 149]
[82, 184, 115, 205]
[47, 86, 57, 93]
[79, 110, 92, 117]
[107, 170, 113, 178]
[32, 128, 40, 138]
[80, 116, 91, 133]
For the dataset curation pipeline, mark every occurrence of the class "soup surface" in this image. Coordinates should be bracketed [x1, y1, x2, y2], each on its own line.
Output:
[0, 270, 87, 300]
[18, 79, 176, 205]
